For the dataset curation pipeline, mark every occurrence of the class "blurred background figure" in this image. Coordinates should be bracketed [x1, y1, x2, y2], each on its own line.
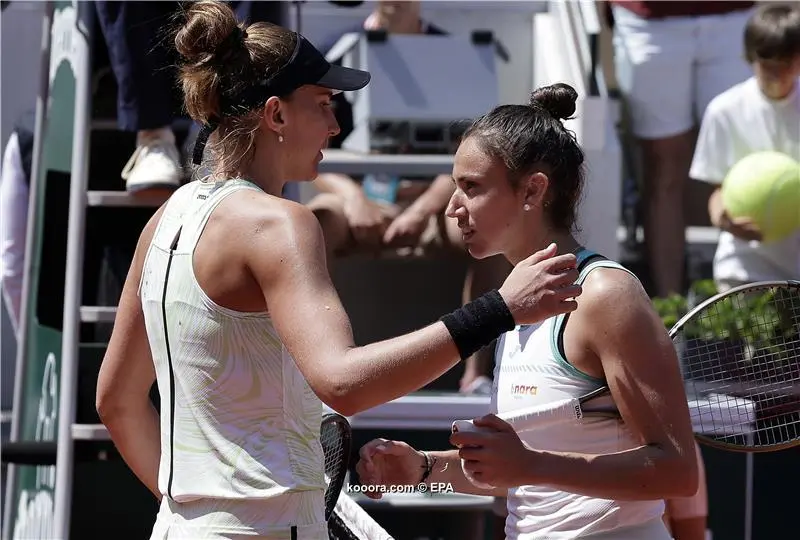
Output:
[607, 0, 755, 297]
[0, 109, 34, 335]
[689, 2, 800, 292]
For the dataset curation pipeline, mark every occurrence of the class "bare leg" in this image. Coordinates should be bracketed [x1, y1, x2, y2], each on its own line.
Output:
[640, 131, 695, 297]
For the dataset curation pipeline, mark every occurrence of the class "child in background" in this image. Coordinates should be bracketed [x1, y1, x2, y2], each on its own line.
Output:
[690, 3, 800, 292]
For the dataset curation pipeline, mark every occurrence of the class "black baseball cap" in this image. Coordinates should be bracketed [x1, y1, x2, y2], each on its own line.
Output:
[193, 31, 370, 164]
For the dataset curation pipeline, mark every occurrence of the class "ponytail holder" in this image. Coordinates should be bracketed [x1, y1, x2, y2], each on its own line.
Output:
[230, 26, 248, 42]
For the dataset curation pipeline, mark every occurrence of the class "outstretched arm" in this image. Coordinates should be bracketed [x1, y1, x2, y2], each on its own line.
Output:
[249, 200, 581, 416]
[355, 439, 506, 499]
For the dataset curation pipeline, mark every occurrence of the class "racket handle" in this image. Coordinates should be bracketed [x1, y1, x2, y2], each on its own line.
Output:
[452, 398, 584, 437]
[499, 397, 584, 431]
[451, 421, 497, 490]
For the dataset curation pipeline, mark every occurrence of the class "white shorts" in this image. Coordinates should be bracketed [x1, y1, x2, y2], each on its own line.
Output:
[612, 5, 754, 139]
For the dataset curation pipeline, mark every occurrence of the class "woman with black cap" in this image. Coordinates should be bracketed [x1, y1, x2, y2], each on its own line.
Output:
[95, 1, 582, 538]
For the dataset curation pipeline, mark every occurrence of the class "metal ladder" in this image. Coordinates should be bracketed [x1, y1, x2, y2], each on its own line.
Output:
[3, 3, 163, 538]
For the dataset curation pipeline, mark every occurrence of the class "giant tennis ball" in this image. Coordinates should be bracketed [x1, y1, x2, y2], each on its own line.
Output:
[721, 151, 800, 243]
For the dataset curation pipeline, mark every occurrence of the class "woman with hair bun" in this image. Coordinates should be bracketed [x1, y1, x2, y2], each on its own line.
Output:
[95, 1, 584, 538]
[356, 83, 699, 540]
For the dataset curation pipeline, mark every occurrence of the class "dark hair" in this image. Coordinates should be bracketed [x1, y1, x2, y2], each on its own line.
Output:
[462, 83, 585, 231]
[174, 0, 297, 174]
[744, 3, 800, 62]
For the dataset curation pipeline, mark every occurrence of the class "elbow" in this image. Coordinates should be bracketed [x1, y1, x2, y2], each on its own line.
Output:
[313, 375, 369, 418]
[319, 384, 363, 418]
[326, 399, 361, 418]
[95, 396, 114, 426]
[96, 385, 127, 427]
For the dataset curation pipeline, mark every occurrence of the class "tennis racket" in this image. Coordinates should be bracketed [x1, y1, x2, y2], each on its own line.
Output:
[321, 412, 352, 521]
[453, 280, 800, 453]
[327, 490, 395, 540]
[320, 413, 395, 539]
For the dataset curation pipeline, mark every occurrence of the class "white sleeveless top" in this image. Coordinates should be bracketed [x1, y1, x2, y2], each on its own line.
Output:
[492, 249, 667, 539]
[138, 180, 326, 535]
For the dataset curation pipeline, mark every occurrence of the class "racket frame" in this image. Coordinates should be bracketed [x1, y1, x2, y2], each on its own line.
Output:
[452, 280, 799, 453]
[321, 412, 353, 521]
[668, 280, 800, 453]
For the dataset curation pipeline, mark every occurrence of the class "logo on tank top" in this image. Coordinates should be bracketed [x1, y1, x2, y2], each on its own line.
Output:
[511, 384, 538, 397]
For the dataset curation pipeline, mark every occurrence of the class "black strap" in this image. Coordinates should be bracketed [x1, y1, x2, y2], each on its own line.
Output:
[162, 227, 183, 500]
[193, 118, 220, 165]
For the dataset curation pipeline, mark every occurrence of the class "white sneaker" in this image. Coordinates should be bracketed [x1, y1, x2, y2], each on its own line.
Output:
[121, 135, 183, 194]
[462, 375, 493, 395]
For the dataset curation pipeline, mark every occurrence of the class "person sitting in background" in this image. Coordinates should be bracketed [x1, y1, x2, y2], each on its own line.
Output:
[308, 0, 511, 395]
[308, 0, 449, 261]
[690, 2, 800, 292]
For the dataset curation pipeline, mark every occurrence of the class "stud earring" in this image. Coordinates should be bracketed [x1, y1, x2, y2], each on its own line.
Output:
[523, 203, 531, 211]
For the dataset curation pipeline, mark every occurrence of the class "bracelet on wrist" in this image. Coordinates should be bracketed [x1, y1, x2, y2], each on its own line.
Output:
[419, 451, 434, 484]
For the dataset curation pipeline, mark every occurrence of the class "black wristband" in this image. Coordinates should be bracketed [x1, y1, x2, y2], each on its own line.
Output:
[440, 289, 516, 360]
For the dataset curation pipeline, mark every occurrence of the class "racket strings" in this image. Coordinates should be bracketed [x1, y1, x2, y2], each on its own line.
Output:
[677, 284, 800, 449]
[321, 417, 349, 520]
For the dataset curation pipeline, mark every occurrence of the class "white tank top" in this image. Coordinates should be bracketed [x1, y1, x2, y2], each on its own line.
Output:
[138, 180, 326, 528]
[492, 249, 666, 539]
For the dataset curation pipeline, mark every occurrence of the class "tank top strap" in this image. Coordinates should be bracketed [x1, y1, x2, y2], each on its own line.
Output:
[547, 248, 639, 384]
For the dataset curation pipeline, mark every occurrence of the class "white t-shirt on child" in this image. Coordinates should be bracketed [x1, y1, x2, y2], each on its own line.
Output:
[690, 76, 800, 286]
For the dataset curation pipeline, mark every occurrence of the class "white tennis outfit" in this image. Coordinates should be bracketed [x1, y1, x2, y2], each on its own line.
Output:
[492, 249, 671, 540]
[140, 179, 328, 539]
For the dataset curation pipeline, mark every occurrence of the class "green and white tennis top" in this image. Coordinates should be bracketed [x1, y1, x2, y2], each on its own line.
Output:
[492, 248, 668, 539]
[138, 179, 326, 534]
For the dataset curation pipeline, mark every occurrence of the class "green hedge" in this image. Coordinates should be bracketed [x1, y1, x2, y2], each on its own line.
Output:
[651, 280, 796, 346]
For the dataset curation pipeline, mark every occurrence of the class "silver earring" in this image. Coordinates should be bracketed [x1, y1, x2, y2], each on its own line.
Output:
[523, 203, 531, 211]
[278, 135, 284, 143]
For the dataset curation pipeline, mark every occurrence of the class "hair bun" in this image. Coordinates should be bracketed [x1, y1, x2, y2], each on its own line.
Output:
[174, 0, 243, 67]
[529, 83, 578, 120]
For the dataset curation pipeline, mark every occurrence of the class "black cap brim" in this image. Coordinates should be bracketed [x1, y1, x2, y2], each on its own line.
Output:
[316, 63, 371, 92]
